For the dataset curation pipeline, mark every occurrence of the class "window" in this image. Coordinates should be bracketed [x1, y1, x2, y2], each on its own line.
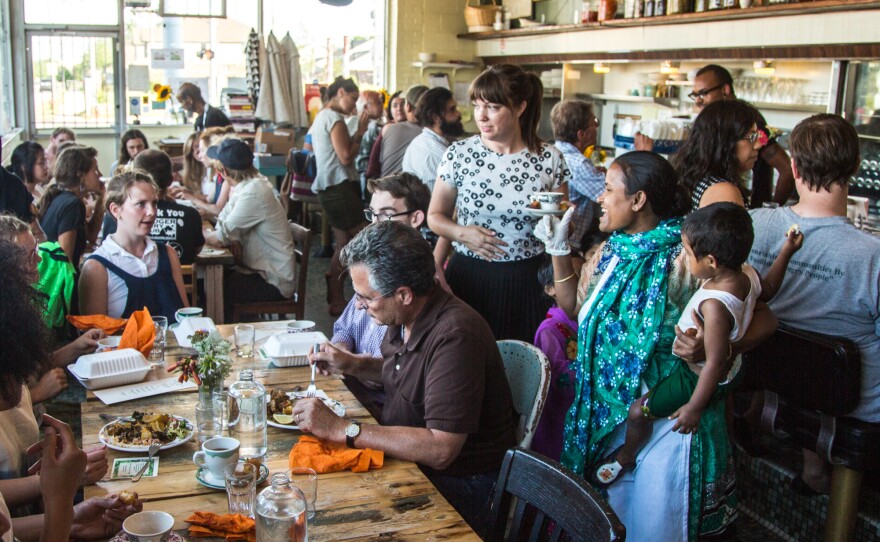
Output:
[0, 0, 13, 135]
[30, 34, 117, 129]
[159, 0, 226, 18]
[24, 0, 118, 26]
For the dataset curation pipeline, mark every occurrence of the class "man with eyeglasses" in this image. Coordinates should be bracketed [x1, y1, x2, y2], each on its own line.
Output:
[320, 172, 432, 417]
[295, 221, 515, 536]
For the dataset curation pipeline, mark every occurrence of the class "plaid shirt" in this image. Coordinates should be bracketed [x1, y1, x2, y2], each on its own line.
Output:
[554, 141, 605, 249]
[331, 297, 386, 356]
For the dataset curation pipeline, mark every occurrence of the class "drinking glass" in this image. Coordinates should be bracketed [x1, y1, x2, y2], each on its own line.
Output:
[234, 324, 255, 358]
[225, 462, 258, 517]
[196, 398, 225, 444]
[288, 467, 318, 520]
[149, 316, 168, 366]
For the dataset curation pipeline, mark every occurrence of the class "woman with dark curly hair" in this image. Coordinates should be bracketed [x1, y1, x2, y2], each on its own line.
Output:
[671, 99, 762, 210]
[110, 129, 148, 173]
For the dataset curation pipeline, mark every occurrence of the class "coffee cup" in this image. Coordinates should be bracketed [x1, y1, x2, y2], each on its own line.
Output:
[193, 437, 240, 482]
[286, 320, 316, 333]
[175, 307, 204, 323]
[529, 192, 564, 211]
[122, 511, 174, 542]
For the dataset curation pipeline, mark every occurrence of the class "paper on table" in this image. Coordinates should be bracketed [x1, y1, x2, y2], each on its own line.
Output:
[110, 457, 159, 479]
[93, 377, 196, 405]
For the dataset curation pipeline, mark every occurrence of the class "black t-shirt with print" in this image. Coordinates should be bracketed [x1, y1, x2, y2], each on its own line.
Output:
[102, 200, 204, 264]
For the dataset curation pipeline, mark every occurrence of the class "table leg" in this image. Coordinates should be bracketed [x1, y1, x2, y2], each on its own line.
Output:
[204, 263, 225, 324]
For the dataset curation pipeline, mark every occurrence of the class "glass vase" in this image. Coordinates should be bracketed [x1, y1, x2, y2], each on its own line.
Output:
[199, 376, 224, 406]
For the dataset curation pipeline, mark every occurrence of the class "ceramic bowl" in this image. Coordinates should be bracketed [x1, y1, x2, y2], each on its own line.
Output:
[122, 511, 174, 542]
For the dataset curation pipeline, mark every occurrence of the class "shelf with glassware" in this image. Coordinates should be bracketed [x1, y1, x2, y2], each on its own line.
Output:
[411, 61, 479, 79]
[457, 0, 880, 40]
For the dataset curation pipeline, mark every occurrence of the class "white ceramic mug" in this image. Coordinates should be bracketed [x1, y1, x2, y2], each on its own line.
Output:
[193, 437, 240, 481]
[175, 307, 204, 323]
[96, 336, 121, 352]
[528, 192, 564, 211]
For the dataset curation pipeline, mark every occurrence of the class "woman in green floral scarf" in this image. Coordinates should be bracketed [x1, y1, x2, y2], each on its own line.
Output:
[536, 151, 774, 541]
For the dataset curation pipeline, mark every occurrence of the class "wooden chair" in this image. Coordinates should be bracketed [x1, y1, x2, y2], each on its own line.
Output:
[230, 222, 312, 321]
[180, 263, 198, 308]
[487, 447, 626, 542]
[497, 340, 552, 449]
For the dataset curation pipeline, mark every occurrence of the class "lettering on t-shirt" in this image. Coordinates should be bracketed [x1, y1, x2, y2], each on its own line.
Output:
[750, 249, 844, 283]
[151, 209, 185, 258]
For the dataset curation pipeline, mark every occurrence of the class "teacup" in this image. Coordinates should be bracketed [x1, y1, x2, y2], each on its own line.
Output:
[175, 307, 204, 323]
[286, 320, 316, 333]
[122, 511, 174, 542]
[193, 437, 240, 482]
[96, 336, 121, 352]
[529, 192, 564, 211]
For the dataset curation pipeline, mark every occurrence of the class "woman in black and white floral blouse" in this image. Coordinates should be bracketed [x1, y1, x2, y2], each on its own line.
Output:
[428, 64, 571, 342]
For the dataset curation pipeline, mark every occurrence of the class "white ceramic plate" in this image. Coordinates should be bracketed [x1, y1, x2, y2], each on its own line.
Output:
[99, 416, 194, 452]
[199, 248, 224, 256]
[266, 391, 345, 430]
[195, 462, 269, 490]
[526, 208, 565, 216]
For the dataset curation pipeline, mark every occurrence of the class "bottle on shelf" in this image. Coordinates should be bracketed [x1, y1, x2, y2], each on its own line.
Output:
[255, 473, 308, 542]
[656, 0, 666, 16]
[645, 0, 655, 16]
[227, 369, 268, 460]
[708, 0, 723, 9]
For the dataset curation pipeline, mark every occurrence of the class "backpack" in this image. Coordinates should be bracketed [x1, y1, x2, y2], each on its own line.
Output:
[36, 241, 76, 331]
[288, 148, 319, 203]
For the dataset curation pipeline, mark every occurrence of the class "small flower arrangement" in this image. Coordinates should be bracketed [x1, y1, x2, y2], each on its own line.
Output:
[584, 145, 607, 167]
[168, 330, 232, 388]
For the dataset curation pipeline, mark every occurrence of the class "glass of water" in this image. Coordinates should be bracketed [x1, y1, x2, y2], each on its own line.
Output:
[288, 467, 318, 520]
[196, 398, 225, 444]
[234, 324, 255, 358]
[149, 316, 168, 366]
[225, 462, 258, 517]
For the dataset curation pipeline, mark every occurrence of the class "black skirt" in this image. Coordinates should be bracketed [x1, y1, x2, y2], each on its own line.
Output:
[445, 252, 549, 343]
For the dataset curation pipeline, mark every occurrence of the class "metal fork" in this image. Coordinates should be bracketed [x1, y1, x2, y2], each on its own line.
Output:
[132, 440, 160, 482]
[306, 343, 319, 397]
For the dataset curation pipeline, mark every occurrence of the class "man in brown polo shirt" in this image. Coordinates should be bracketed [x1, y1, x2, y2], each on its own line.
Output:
[295, 221, 515, 535]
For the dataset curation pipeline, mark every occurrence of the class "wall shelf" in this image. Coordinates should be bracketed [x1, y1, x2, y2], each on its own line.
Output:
[579, 93, 682, 108]
[411, 62, 478, 78]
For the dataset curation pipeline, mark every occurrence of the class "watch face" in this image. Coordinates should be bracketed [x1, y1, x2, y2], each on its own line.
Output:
[345, 422, 360, 437]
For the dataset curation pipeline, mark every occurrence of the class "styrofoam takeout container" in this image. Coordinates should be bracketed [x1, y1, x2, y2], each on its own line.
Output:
[67, 348, 151, 390]
[263, 331, 328, 367]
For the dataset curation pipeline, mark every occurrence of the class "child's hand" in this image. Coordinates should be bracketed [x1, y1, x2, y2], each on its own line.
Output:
[782, 226, 804, 253]
[669, 403, 702, 434]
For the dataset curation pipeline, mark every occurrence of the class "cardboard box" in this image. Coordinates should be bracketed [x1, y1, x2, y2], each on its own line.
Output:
[255, 127, 296, 155]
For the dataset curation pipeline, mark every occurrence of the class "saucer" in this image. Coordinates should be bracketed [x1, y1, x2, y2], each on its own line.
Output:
[526, 207, 565, 216]
[195, 462, 269, 490]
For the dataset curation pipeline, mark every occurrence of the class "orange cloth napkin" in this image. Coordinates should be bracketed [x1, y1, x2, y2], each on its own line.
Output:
[66, 314, 127, 335]
[186, 511, 255, 542]
[289, 435, 384, 473]
[117, 307, 156, 358]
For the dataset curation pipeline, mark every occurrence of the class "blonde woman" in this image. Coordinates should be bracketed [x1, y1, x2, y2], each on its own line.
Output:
[170, 126, 234, 218]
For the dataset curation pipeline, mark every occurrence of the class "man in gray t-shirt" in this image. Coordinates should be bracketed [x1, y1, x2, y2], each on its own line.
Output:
[747, 114, 880, 496]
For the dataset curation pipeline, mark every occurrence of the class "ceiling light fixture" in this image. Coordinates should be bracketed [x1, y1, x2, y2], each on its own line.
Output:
[660, 60, 680, 74]
[594, 62, 610, 74]
[754, 59, 776, 75]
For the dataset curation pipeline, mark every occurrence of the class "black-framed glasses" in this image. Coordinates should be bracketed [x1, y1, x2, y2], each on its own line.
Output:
[353, 288, 395, 306]
[363, 208, 414, 222]
[742, 130, 760, 143]
[687, 83, 724, 101]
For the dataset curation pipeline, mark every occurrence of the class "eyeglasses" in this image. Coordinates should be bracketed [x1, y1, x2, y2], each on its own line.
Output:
[742, 130, 760, 143]
[353, 288, 395, 306]
[363, 208, 414, 222]
[687, 83, 724, 101]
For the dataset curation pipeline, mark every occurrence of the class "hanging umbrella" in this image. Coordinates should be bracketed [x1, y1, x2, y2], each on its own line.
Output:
[280, 33, 307, 128]
[256, 31, 295, 125]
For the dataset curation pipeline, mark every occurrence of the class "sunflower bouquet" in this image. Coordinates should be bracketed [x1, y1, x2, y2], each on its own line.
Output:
[584, 145, 607, 168]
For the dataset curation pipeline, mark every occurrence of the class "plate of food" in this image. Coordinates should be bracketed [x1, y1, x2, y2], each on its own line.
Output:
[99, 412, 194, 452]
[266, 389, 345, 430]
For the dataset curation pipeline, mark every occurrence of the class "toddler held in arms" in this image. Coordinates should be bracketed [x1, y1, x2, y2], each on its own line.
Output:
[595, 202, 803, 485]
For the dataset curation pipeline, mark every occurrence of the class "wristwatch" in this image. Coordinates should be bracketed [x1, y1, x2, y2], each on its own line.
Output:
[345, 420, 362, 448]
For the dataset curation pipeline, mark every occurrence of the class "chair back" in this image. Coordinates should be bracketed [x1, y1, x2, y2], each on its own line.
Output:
[497, 340, 551, 449]
[487, 447, 626, 542]
[290, 221, 312, 320]
[180, 263, 198, 308]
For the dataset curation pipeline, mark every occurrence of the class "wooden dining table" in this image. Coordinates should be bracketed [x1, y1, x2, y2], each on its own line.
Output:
[194, 248, 234, 324]
[82, 321, 479, 541]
